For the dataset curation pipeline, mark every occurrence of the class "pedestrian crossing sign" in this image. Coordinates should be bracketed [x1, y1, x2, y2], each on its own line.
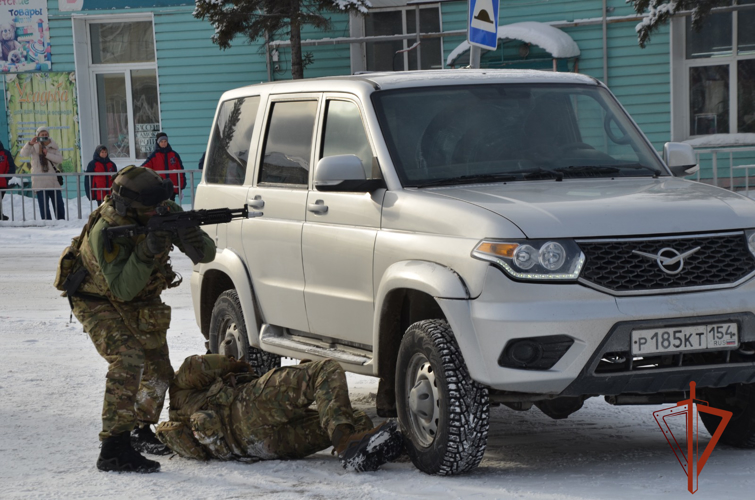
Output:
[468, 0, 500, 51]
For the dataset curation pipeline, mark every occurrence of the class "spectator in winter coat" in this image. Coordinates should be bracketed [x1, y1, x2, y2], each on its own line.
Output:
[20, 126, 65, 220]
[85, 145, 118, 206]
[0, 140, 17, 220]
[141, 132, 186, 202]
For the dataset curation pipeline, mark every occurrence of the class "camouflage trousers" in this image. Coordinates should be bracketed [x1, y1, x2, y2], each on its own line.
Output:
[72, 296, 174, 440]
[230, 359, 373, 460]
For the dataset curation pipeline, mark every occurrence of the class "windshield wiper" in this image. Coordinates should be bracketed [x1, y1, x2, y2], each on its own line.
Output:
[518, 168, 564, 182]
[414, 173, 518, 188]
[557, 164, 661, 178]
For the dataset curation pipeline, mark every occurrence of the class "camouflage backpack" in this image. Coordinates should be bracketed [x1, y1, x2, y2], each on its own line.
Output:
[53, 208, 101, 300]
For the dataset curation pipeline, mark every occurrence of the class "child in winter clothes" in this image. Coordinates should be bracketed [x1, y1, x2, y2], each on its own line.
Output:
[0, 140, 17, 220]
[141, 132, 186, 201]
[85, 145, 117, 206]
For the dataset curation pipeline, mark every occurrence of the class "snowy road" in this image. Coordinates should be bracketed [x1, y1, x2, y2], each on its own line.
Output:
[1, 222, 753, 499]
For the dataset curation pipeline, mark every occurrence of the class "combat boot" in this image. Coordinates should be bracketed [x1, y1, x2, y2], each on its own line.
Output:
[335, 419, 403, 472]
[97, 432, 161, 473]
[131, 424, 172, 455]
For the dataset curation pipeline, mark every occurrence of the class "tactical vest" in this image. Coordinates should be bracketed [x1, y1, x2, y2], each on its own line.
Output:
[158, 377, 253, 461]
[76, 199, 180, 302]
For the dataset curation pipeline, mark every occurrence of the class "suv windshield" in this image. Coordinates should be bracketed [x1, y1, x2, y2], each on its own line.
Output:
[372, 83, 667, 187]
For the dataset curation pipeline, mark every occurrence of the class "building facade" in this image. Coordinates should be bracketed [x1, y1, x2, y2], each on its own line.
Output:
[0, 0, 752, 181]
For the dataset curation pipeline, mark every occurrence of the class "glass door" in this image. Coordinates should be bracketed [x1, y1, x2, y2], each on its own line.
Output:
[93, 69, 159, 161]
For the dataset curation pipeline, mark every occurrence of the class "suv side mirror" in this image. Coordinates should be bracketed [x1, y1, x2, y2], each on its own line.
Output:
[314, 154, 385, 192]
[663, 142, 700, 177]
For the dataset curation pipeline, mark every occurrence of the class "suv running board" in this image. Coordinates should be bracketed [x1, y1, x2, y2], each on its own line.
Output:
[260, 324, 373, 366]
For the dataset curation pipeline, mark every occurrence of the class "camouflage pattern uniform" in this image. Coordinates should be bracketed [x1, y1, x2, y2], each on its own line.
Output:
[157, 355, 373, 461]
[72, 197, 216, 441]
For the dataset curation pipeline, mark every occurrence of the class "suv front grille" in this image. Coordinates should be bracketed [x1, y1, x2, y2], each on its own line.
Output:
[577, 232, 755, 294]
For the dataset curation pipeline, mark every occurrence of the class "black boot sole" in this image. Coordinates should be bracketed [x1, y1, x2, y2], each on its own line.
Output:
[340, 420, 404, 472]
[96, 456, 161, 473]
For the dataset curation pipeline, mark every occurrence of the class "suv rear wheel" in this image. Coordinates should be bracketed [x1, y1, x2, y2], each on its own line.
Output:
[209, 290, 281, 376]
[700, 383, 755, 448]
[396, 319, 489, 475]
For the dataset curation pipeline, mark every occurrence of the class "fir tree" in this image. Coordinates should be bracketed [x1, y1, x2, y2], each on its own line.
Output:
[628, 0, 732, 47]
[194, 0, 371, 79]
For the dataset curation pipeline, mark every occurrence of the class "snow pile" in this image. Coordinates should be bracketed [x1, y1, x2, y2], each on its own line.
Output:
[447, 21, 580, 66]
[683, 133, 755, 148]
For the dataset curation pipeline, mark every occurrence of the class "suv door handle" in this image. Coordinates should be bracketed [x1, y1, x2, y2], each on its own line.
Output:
[307, 200, 328, 214]
[247, 197, 265, 209]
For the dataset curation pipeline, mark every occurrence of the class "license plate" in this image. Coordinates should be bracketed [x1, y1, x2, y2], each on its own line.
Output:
[631, 323, 738, 356]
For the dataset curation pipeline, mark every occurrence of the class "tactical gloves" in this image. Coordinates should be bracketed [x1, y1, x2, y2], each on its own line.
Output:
[182, 227, 206, 250]
[136, 230, 172, 261]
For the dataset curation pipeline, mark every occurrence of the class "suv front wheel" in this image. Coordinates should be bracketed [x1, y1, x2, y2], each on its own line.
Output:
[396, 319, 490, 475]
[209, 289, 281, 376]
[700, 383, 755, 448]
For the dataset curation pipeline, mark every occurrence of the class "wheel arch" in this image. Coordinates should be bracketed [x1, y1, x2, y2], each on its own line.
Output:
[373, 261, 469, 378]
[196, 248, 261, 347]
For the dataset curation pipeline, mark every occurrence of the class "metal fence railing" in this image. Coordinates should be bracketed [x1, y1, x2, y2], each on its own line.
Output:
[687, 146, 755, 190]
[0, 169, 202, 222]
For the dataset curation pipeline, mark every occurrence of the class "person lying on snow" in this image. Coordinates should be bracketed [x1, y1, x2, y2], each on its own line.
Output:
[153, 354, 403, 473]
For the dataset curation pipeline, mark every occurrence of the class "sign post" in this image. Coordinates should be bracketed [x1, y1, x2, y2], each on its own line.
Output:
[468, 0, 500, 62]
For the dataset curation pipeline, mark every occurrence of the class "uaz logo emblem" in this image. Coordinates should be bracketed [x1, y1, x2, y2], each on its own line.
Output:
[632, 247, 701, 275]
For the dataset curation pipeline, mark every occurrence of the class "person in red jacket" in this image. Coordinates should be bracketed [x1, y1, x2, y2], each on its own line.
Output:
[85, 145, 117, 206]
[0, 140, 17, 220]
[140, 132, 186, 202]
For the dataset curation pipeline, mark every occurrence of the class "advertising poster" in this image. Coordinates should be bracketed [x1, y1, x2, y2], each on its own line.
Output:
[5, 72, 81, 178]
[1, 0, 51, 73]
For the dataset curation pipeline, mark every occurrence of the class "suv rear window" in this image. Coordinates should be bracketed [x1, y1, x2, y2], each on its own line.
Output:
[205, 96, 260, 185]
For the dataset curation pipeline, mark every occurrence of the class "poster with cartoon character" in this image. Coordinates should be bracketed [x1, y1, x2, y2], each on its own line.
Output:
[1, 0, 51, 73]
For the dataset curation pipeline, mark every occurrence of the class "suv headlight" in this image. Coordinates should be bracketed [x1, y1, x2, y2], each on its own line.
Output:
[746, 230, 755, 257]
[472, 239, 585, 281]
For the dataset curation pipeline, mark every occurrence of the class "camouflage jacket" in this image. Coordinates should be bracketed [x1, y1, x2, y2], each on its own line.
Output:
[160, 355, 259, 460]
[77, 197, 216, 302]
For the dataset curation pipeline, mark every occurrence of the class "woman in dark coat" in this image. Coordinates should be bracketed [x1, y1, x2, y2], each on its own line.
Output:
[85, 145, 117, 206]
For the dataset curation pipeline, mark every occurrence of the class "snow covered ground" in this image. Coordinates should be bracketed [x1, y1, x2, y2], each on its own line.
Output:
[1, 221, 754, 499]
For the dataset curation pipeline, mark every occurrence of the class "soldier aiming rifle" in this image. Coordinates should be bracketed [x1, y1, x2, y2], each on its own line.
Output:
[57, 165, 219, 473]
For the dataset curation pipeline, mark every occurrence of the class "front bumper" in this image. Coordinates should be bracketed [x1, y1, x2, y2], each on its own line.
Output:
[441, 266, 755, 394]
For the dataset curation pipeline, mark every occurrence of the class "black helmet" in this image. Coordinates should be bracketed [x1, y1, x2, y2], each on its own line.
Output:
[111, 165, 173, 215]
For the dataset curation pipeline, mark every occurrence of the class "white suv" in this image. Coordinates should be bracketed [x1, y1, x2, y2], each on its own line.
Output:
[191, 70, 755, 475]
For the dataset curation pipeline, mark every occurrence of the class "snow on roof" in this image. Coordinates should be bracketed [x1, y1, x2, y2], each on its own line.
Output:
[683, 133, 755, 148]
[447, 21, 581, 66]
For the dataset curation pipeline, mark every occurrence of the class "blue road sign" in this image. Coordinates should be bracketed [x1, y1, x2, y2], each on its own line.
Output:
[468, 0, 500, 51]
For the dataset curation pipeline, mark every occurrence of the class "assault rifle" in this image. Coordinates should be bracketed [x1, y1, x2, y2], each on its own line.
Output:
[103, 206, 248, 264]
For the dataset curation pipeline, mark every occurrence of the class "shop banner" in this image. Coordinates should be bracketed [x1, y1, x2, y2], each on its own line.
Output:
[5, 72, 81, 176]
[1, 0, 51, 73]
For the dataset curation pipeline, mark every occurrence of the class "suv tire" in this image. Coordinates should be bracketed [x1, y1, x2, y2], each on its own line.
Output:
[209, 290, 281, 376]
[700, 383, 755, 448]
[396, 319, 489, 475]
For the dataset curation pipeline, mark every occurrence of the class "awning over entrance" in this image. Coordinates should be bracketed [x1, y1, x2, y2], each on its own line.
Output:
[447, 21, 580, 67]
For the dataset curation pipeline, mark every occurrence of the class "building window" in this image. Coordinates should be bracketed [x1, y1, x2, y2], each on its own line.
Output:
[89, 20, 160, 160]
[364, 6, 442, 71]
[683, 3, 755, 137]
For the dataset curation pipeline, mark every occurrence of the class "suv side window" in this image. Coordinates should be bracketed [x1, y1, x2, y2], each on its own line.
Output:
[321, 99, 376, 178]
[258, 100, 317, 186]
[205, 96, 261, 185]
